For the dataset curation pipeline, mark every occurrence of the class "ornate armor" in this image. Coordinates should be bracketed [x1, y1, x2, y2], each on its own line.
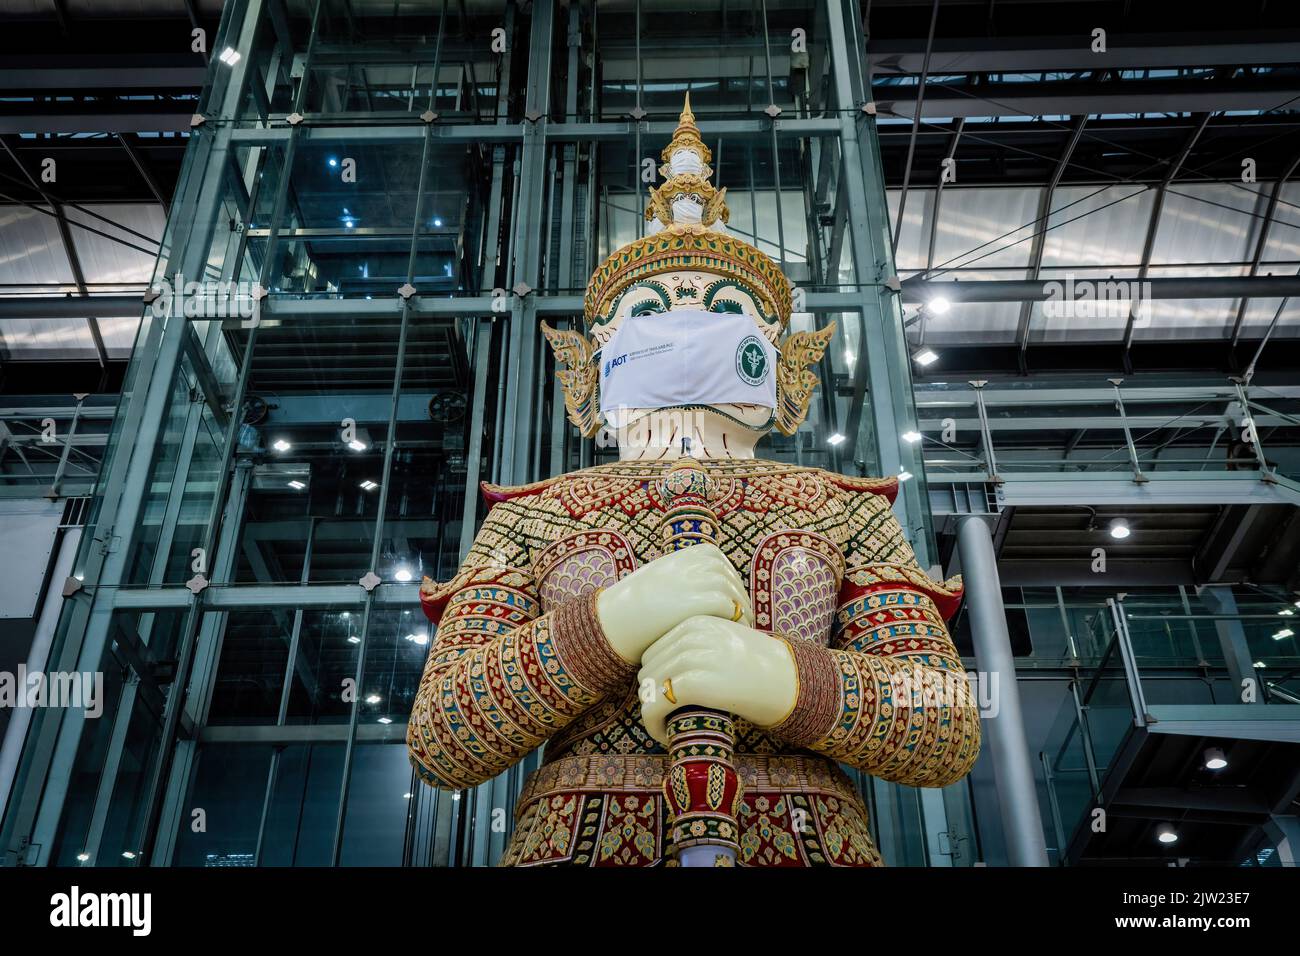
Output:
[409, 460, 979, 866]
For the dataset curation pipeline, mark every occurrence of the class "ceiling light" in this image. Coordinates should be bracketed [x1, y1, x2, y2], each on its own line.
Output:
[433, 217, 443, 227]
[405, 632, 429, 645]
[1155, 824, 1179, 845]
[122, 850, 137, 859]
[287, 480, 306, 490]
[1203, 746, 1228, 771]
[360, 479, 378, 491]
[901, 430, 922, 443]
[394, 567, 413, 583]
[927, 296, 952, 315]
[913, 348, 939, 367]
[1273, 628, 1294, 641]
[1254, 660, 1266, 669]
[451, 793, 461, 801]
[1108, 519, 1131, 540]
[347, 635, 360, 644]
[1280, 608, 1295, 616]
[348, 439, 368, 452]
[328, 157, 338, 168]
[218, 47, 241, 66]
[377, 716, 393, 725]
[827, 433, 846, 446]
[403, 792, 413, 800]
[898, 470, 913, 482]
[273, 438, 291, 452]
[76, 853, 90, 862]
[365, 694, 381, 704]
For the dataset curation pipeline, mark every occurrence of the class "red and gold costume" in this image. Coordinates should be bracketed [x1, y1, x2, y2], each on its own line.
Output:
[409, 460, 979, 866]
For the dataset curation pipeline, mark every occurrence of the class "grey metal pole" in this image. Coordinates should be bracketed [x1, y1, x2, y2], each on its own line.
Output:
[1198, 586, 1262, 705]
[956, 515, 1050, 866]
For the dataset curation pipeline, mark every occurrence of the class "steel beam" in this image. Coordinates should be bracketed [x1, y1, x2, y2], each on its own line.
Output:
[1229, 154, 1300, 348]
[1015, 114, 1088, 371]
[902, 275, 1300, 304]
[868, 33, 1300, 74]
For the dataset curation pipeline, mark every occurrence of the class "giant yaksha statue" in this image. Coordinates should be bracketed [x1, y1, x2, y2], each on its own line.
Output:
[408, 96, 980, 866]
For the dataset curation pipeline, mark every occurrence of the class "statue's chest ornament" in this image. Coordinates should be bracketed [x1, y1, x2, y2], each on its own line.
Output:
[534, 469, 846, 644]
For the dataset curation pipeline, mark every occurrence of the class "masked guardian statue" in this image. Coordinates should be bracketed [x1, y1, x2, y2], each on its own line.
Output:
[408, 96, 980, 866]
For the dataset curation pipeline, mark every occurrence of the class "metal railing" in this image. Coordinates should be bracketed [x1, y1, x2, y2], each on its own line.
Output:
[916, 378, 1300, 485]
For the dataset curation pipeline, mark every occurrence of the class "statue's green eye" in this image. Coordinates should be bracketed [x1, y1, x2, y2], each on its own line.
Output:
[709, 299, 744, 314]
[630, 300, 665, 317]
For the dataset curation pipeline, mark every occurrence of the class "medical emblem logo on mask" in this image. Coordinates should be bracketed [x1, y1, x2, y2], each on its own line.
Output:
[735, 335, 769, 386]
[598, 309, 777, 426]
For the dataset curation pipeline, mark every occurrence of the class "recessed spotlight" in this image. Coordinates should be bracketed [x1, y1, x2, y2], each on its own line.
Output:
[1155, 823, 1179, 845]
[1203, 746, 1228, 771]
[927, 296, 951, 315]
[405, 632, 430, 645]
[365, 694, 381, 704]
[377, 716, 393, 725]
[348, 439, 368, 452]
[122, 850, 137, 860]
[394, 567, 413, 583]
[360, 480, 378, 491]
[76, 852, 90, 862]
[287, 480, 306, 490]
[898, 470, 914, 482]
[328, 157, 338, 168]
[1109, 519, 1131, 540]
[218, 47, 241, 66]
[913, 348, 939, 367]
[433, 217, 443, 227]
[1273, 628, 1294, 641]
[901, 430, 922, 443]
[273, 438, 291, 452]
[827, 433, 846, 446]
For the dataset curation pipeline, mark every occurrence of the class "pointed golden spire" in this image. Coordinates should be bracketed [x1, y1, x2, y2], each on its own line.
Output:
[660, 91, 712, 167]
[678, 91, 698, 134]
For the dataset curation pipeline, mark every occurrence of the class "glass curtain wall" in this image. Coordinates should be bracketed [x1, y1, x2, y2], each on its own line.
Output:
[1, 0, 946, 867]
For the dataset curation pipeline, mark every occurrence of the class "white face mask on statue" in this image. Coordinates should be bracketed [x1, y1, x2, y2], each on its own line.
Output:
[598, 309, 777, 427]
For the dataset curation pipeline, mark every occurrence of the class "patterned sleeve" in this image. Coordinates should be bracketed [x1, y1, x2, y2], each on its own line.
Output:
[407, 500, 635, 790]
[769, 490, 981, 788]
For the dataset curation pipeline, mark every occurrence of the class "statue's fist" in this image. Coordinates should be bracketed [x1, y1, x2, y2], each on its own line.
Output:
[636, 616, 798, 745]
[596, 544, 753, 664]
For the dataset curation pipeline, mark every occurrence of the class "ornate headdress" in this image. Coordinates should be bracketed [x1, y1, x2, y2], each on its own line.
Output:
[542, 94, 833, 438]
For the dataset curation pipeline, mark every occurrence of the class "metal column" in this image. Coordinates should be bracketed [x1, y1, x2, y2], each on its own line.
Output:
[1198, 586, 1262, 705]
[956, 515, 1050, 867]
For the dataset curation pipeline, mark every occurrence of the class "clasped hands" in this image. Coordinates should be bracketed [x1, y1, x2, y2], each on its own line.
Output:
[595, 544, 797, 745]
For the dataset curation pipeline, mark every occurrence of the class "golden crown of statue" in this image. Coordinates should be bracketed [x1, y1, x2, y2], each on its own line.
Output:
[543, 93, 833, 439]
[582, 93, 794, 329]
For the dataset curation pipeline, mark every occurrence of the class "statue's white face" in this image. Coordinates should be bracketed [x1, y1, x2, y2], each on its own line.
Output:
[590, 270, 782, 456]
